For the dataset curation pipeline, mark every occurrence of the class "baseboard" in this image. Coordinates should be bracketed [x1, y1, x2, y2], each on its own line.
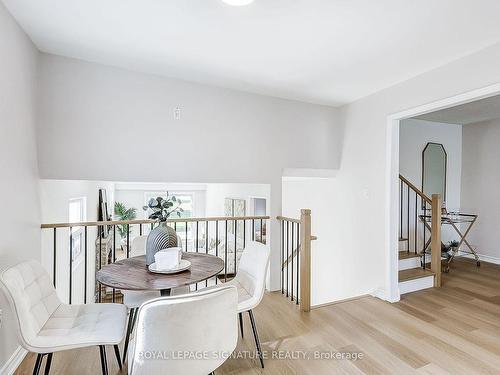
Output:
[311, 294, 370, 309]
[371, 287, 400, 303]
[0, 346, 27, 375]
[458, 251, 500, 265]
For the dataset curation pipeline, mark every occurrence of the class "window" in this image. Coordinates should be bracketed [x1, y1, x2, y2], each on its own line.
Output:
[69, 197, 86, 261]
[144, 192, 194, 239]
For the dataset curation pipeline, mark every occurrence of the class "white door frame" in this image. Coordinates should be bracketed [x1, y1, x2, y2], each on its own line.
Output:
[385, 82, 500, 302]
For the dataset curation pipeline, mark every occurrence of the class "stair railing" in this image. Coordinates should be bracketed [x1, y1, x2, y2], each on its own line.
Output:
[277, 209, 316, 312]
[40, 215, 270, 304]
[399, 174, 441, 287]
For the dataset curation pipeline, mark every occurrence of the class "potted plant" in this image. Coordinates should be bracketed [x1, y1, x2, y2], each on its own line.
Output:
[143, 193, 183, 266]
[449, 240, 460, 254]
[114, 202, 137, 252]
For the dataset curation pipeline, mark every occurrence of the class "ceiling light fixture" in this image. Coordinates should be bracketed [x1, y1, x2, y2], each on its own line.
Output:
[221, 0, 255, 6]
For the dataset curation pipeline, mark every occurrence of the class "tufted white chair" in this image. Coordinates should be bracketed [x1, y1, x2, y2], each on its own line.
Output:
[204, 241, 270, 368]
[122, 234, 190, 363]
[128, 285, 238, 375]
[0, 260, 127, 375]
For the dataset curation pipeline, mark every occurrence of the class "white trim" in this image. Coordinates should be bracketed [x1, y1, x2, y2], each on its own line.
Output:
[399, 257, 421, 271]
[386, 81, 500, 303]
[0, 346, 27, 375]
[371, 287, 399, 302]
[282, 168, 338, 179]
[399, 275, 434, 295]
[458, 252, 500, 265]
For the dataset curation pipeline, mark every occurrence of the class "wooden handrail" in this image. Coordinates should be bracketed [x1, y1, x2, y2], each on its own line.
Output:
[399, 174, 431, 204]
[277, 210, 316, 312]
[41, 215, 271, 229]
[276, 215, 301, 224]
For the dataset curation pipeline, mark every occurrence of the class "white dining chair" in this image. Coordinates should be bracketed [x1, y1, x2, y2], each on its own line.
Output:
[122, 234, 189, 363]
[128, 285, 238, 375]
[204, 241, 270, 368]
[0, 260, 127, 375]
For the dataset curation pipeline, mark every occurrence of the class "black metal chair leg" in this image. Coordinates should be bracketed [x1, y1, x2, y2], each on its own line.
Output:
[131, 306, 138, 329]
[32, 354, 43, 375]
[238, 312, 244, 338]
[248, 310, 264, 368]
[113, 345, 123, 371]
[44, 353, 53, 375]
[122, 308, 136, 364]
[99, 346, 109, 375]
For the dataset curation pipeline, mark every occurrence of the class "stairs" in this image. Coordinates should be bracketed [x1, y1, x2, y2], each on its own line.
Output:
[398, 239, 434, 294]
[398, 250, 420, 270]
[398, 265, 434, 294]
[397, 174, 441, 294]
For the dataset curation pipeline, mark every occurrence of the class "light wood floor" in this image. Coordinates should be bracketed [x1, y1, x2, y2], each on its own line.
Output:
[16, 258, 500, 374]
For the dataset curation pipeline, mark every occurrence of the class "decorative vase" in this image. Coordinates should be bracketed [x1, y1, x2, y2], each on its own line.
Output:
[145, 222, 178, 266]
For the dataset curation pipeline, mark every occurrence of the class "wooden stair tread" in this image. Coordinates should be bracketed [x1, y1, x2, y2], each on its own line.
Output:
[399, 268, 434, 282]
[399, 251, 420, 260]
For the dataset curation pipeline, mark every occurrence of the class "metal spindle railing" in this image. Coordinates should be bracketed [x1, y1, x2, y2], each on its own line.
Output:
[277, 209, 315, 312]
[41, 215, 269, 305]
[399, 175, 442, 286]
[399, 175, 432, 258]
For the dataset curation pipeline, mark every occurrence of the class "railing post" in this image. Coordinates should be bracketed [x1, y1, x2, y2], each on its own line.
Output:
[431, 194, 442, 287]
[299, 209, 312, 312]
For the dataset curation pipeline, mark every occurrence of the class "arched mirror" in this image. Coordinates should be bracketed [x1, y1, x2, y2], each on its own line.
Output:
[422, 142, 447, 206]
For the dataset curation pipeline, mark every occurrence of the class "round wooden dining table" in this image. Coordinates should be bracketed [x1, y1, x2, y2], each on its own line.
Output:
[96, 252, 224, 296]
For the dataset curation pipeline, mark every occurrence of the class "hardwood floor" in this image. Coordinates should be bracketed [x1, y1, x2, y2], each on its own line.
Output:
[15, 258, 500, 374]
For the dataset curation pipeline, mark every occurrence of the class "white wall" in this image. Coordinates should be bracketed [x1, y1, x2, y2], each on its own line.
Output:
[282, 178, 358, 306]
[39, 180, 114, 305]
[204, 183, 270, 217]
[339, 42, 500, 302]
[400, 119, 462, 211]
[36, 54, 341, 291]
[36, 54, 341, 182]
[399, 119, 463, 244]
[461, 119, 500, 260]
[0, 2, 40, 371]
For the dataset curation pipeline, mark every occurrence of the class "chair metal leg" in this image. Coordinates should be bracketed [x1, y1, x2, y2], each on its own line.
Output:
[99, 346, 109, 375]
[122, 307, 136, 364]
[238, 312, 244, 338]
[131, 306, 139, 329]
[44, 353, 53, 375]
[248, 310, 264, 368]
[32, 354, 43, 375]
[113, 345, 123, 371]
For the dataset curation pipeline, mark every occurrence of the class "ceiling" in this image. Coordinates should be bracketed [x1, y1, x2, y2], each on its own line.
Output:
[414, 95, 500, 125]
[5, 0, 500, 106]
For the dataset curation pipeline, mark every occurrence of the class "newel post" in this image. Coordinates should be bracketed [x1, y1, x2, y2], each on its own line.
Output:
[431, 194, 442, 287]
[299, 209, 312, 312]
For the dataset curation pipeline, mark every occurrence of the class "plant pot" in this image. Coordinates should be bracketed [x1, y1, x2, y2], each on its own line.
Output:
[145, 222, 178, 266]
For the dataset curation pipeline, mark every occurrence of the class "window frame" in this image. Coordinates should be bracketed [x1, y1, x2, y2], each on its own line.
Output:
[69, 197, 86, 264]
